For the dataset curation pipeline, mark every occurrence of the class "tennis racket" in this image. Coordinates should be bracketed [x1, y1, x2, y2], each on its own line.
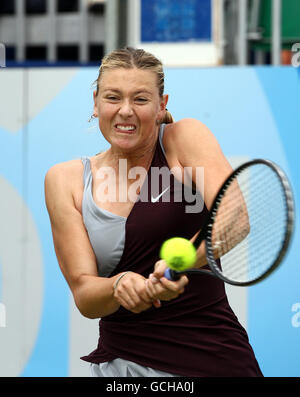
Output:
[164, 159, 295, 286]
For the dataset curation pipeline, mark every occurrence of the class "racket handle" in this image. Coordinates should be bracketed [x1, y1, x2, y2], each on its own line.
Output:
[164, 268, 181, 281]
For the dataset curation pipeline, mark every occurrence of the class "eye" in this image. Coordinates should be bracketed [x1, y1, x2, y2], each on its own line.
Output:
[135, 97, 148, 104]
[106, 95, 119, 102]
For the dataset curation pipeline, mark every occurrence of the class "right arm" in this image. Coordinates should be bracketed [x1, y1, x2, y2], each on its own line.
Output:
[44, 163, 154, 318]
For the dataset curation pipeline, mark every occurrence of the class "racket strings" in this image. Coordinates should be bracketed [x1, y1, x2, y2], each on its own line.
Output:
[221, 222, 286, 279]
[212, 168, 285, 232]
[219, 223, 285, 279]
[216, 195, 283, 266]
[213, 171, 284, 227]
[213, 193, 286, 251]
[210, 164, 289, 283]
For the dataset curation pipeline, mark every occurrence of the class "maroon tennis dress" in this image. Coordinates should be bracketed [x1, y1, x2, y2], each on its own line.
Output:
[80, 126, 263, 377]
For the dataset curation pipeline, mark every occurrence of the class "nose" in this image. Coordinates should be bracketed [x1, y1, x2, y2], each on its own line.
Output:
[118, 100, 134, 118]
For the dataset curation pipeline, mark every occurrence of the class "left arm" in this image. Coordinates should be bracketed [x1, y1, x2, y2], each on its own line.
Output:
[147, 118, 248, 297]
[164, 118, 234, 267]
[164, 118, 233, 210]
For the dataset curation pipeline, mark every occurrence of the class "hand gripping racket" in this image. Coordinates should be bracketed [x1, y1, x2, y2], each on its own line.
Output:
[164, 159, 295, 286]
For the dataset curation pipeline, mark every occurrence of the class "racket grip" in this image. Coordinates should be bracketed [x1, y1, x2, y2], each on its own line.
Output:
[164, 268, 181, 281]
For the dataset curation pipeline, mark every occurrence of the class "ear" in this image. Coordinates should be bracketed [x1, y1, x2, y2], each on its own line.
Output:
[93, 90, 99, 117]
[161, 94, 168, 111]
[158, 94, 168, 119]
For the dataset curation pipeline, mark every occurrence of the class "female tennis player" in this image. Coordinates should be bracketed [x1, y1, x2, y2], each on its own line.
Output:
[44, 47, 263, 377]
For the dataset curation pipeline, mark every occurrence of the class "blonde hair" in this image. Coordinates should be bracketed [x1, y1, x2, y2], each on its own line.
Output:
[94, 47, 174, 124]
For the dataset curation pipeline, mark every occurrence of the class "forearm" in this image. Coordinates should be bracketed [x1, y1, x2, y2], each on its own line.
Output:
[193, 203, 249, 268]
[73, 274, 121, 319]
[194, 240, 207, 268]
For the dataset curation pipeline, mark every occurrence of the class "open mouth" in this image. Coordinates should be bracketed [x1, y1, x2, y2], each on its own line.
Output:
[114, 124, 137, 134]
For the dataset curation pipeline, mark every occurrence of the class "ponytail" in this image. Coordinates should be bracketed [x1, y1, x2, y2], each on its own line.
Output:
[161, 109, 174, 124]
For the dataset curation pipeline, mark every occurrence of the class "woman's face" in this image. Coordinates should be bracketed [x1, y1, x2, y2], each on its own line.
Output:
[94, 67, 168, 153]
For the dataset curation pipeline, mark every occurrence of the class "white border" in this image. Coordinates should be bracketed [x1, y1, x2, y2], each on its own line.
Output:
[127, 0, 223, 67]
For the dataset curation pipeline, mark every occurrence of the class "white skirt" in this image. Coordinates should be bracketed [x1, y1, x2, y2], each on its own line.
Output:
[90, 358, 181, 377]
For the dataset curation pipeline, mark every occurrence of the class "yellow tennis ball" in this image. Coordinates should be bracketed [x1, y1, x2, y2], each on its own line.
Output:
[160, 237, 197, 271]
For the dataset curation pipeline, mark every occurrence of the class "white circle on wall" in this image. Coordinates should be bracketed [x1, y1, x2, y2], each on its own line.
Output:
[0, 175, 43, 376]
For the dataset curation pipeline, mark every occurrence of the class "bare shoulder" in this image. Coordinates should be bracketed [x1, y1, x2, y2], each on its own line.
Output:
[44, 159, 84, 211]
[163, 118, 222, 165]
[45, 159, 85, 195]
[45, 159, 83, 184]
[164, 119, 232, 209]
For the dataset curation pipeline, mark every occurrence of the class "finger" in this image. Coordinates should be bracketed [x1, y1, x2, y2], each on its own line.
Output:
[148, 275, 183, 297]
[159, 275, 189, 291]
[128, 279, 158, 312]
[148, 273, 159, 284]
[154, 259, 166, 271]
[145, 280, 161, 300]
[153, 260, 168, 279]
[145, 278, 164, 297]
[133, 279, 156, 304]
[145, 278, 156, 296]
[115, 293, 135, 311]
[115, 281, 144, 309]
[117, 293, 151, 313]
[128, 288, 149, 309]
[152, 299, 161, 308]
[144, 280, 162, 308]
[117, 275, 148, 304]
[114, 273, 156, 312]
[146, 278, 180, 302]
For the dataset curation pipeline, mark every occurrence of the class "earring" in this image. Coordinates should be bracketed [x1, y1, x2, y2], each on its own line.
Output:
[88, 114, 96, 123]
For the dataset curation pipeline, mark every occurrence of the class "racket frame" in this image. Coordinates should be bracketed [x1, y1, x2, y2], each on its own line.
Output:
[170, 159, 295, 286]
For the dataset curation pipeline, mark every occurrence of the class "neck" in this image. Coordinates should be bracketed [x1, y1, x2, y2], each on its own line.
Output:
[105, 130, 159, 171]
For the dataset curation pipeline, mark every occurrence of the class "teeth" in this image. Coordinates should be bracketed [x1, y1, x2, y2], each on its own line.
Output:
[116, 125, 135, 131]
